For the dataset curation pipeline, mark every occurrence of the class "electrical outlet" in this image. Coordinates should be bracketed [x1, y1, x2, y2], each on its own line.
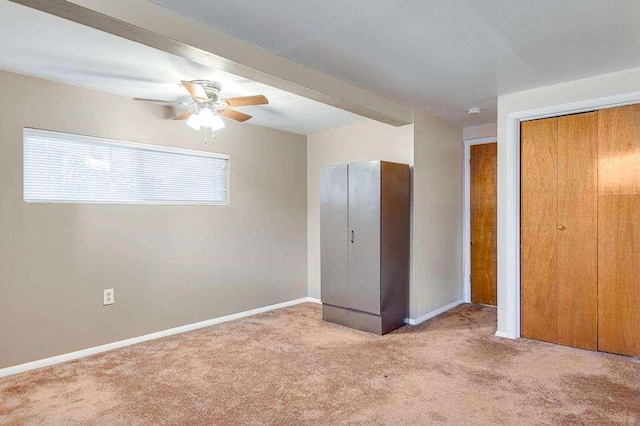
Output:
[103, 289, 114, 306]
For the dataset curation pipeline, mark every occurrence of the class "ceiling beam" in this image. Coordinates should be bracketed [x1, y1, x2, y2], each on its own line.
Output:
[8, 0, 414, 126]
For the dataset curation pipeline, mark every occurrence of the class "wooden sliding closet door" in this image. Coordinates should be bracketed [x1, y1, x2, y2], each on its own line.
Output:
[597, 104, 640, 358]
[556, 112, 598, 350]
[521, 113, 598, 350]
[521, 118, 558, 343]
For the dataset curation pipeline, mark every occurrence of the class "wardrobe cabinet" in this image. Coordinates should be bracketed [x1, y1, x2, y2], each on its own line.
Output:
[521, 104, 640, 357]
[320, 161, 410, 335]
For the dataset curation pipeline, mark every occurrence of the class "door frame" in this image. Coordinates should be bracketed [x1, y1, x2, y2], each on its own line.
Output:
[463, 137, 497, 303]
[499, 90, 640, 339]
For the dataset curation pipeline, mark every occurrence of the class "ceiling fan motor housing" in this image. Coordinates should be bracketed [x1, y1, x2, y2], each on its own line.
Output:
[191, 80, 221, 102]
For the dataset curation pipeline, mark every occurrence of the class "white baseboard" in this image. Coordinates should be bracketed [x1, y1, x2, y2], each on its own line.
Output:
[405, 299, 465, 326]
[306, 297, 322, 304]
[494, 330, 517, 340]
[0, 297, 316, 379]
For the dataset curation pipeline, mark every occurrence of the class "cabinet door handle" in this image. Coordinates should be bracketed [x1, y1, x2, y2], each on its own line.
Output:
[351, 230, 354, 243]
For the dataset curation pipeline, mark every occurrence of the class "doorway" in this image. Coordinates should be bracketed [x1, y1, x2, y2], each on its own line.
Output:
[464, 138, 497, 306]
[498, 89, 640, 341]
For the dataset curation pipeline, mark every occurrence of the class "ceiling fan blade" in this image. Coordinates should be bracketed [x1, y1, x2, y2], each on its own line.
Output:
[219, 109, 252, 122]
[133, 98, 187, 106]
[173, 110, 195, 121]
[222, 95, 269, 107]
[181, 81, 209, 102]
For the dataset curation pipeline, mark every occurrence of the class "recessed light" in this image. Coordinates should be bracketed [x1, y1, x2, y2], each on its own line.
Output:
[467, 107, 481, 115]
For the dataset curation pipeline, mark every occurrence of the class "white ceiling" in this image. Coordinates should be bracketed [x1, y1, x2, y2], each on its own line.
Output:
[151, 0, 640, 128]
[0, 1, 363, 135]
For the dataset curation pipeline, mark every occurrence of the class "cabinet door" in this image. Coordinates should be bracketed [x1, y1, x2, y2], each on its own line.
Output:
[320, 165, 349, 308]
[348, 162, 381, 315]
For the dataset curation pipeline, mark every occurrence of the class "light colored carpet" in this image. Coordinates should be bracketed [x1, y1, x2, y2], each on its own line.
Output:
[1, 303, 639, 425]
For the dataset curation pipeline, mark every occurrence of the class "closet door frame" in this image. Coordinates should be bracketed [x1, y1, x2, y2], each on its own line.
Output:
[499, 90, 640, 340]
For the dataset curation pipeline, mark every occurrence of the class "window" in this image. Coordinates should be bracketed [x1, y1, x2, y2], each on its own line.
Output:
[23, 128, 229, 205]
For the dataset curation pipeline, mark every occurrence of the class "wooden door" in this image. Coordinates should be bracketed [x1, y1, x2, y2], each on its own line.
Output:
[470, 143, 497, 305]
[521, 118, 559, 344]
[597, 104, 640, 357]
[521, 114, 599, 350]
[556, 112, 598, 350]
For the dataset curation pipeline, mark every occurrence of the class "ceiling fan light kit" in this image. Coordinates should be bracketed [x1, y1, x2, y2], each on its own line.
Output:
[186, 108, 226, 132]
[134, 80, 269, 139]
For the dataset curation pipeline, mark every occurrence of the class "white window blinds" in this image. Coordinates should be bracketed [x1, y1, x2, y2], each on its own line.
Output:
[23, 128, 229, 205]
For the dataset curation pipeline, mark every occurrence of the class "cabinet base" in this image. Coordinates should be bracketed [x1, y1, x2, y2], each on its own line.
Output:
[322, 304, 405, 335]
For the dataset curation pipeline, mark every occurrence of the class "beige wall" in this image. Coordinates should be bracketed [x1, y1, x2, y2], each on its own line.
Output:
[463, 123, 497, 141]
[0, 71, 307, 368]
[411, 111, 463, 319]
[496, 66, 640, 336]
[306, 120, 414, 299]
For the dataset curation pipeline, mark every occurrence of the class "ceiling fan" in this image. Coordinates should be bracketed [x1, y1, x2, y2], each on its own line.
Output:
[134, 80, 268, 132]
